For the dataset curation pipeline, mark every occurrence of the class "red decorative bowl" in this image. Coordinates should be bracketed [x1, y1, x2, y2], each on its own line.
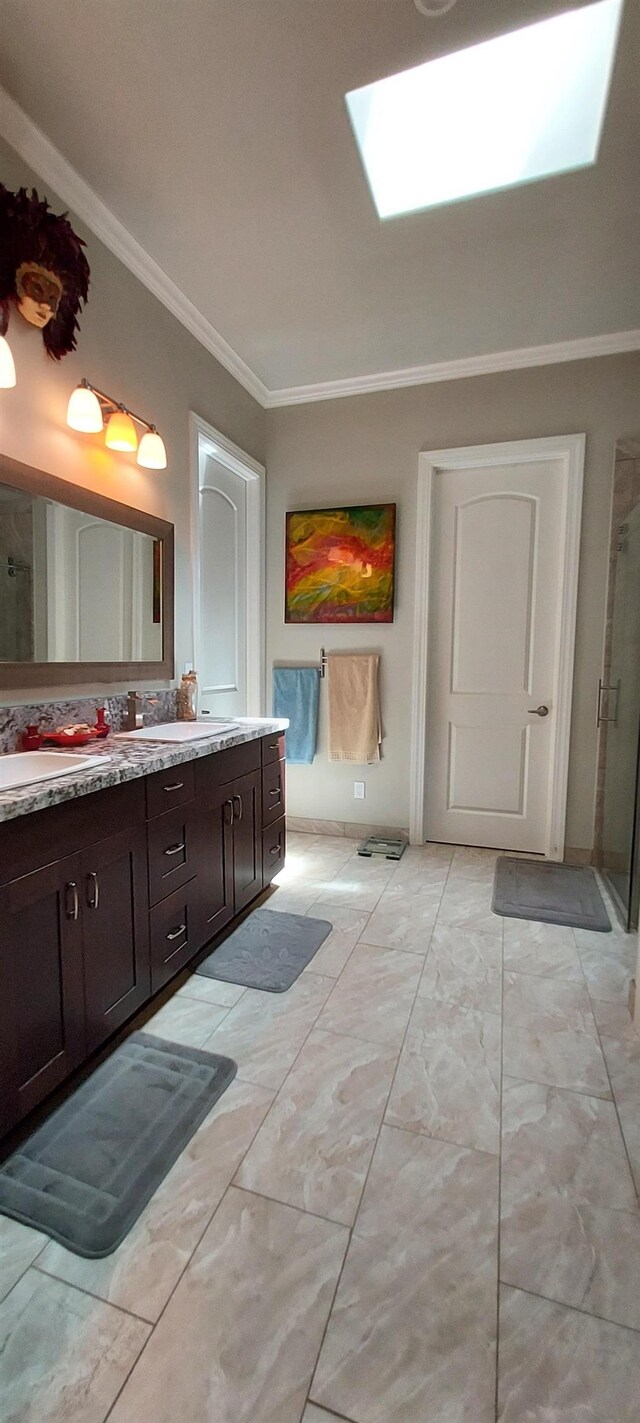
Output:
[42, 729, 99, 747]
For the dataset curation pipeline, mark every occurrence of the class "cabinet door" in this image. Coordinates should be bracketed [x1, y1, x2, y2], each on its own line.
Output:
[192, 785, 235, 949]
[232, 768, 263, 912]
[81, 826, 150, 1053]
[0, 855, 85, 1134]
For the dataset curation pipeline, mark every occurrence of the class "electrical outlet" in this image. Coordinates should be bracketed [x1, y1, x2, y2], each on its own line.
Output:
[353, 781, 365, 799]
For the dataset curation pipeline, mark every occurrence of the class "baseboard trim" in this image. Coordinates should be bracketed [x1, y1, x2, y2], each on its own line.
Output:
[287, 816, 409, 840]
[564, 846, 594, 866]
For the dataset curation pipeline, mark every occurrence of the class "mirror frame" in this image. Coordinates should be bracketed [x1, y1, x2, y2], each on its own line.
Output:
[0, 451, 174, 689]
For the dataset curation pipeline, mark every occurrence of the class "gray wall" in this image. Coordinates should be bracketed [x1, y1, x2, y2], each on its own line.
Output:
[266, 352, 640, 852]
[0, 136, 265, 701]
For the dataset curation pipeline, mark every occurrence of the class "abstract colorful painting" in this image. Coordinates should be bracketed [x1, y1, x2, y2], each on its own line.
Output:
[285, 504, 396, 623]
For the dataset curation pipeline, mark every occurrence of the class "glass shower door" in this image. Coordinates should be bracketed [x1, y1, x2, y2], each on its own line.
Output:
[600, 502, 640, 927]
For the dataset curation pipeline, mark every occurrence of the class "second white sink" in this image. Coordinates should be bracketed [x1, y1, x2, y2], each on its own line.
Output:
[118, 720, 239, 743]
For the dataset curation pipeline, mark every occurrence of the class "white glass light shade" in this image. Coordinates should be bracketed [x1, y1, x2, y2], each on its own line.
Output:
[0, 335, 16, 388]
[105, 409, 138, 452]
[137, 430, 167, 469]
[66, 384, 103, 432]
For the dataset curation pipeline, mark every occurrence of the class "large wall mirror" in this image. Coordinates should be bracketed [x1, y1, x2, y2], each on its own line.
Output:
[0, 452, 174, 688]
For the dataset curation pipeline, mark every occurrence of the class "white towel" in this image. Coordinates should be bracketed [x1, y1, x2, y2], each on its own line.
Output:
[327, 654, 381, 764]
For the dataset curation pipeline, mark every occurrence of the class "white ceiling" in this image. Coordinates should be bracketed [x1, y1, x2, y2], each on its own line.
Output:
[0, 0, 638, 400]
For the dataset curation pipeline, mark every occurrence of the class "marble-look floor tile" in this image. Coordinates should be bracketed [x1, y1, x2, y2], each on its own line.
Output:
[575, 931, 637, 1004]
[418, 923, 503, 1012]
[303, 904, 370, 977]
[37, 1080, 273, 1323]
[203, 972, 334, 1089]
[498, 1284, 640, 1422]
[601, 1032, 640, 1193]
[108, 1188, 348, 1423]
[503, 919, 583, 982]
[303, 1406, 349, 1423]
[236, 1029, 397, 1225]
[287, 818, 345, 837]
[0, 1219, 47, 1305]
[359, 881, 441, 955]
[449, 846, 499, 883]
[501, 1077, 640, 1329]
[386, 997, 501, 1154]
[436, 879, 502, 936]
[591, 998, 638, 1041]
[315, 943, 422, 1049]
[0, 1269, 150, 1423]
[175, 974, 246, 1008]
[144, 994, 229, 1047]
[267, 885, 330, 916]
[502, 971, 611, 1097]
[315, 862, 395, 912]
[311, 1126, 498, 1423]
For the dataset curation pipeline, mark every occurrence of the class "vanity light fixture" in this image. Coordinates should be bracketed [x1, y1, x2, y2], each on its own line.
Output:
[0, 334, 16, 388]
[66, 377, 167, 469]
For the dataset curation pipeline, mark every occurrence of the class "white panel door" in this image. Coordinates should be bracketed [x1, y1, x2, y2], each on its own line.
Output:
[198, 455, 247, 717]
[425, 459, 565, 852]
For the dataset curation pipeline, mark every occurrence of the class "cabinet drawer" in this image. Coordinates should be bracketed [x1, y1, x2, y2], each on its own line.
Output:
[146, 761, 195, 819]
[261, 757, 285, 827]
[262, 732, 286, 765]
[147, 805, 196, 906]
[262, 817, 286, 884]
[150, 882, 198, 992]
[196, 740, 261, 802]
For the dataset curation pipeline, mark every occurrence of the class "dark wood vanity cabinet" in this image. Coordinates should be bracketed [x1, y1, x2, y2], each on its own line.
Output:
[0, 731, 285, 1138]
[0, 855, 86, 1134]
[81, 826, 150, 1053]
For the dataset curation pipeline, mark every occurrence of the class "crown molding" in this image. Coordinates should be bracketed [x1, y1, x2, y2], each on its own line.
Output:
[0, 83, 270, 407]
[264, 329, 640, 406]
[1, 84, 638, 412]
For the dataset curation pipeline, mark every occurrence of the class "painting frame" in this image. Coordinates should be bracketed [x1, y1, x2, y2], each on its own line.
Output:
[285, 502, 396, 624]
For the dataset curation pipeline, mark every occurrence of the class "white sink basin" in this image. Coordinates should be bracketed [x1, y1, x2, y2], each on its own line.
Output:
[0, 750, 109, 793]
[117, 720, 239, 743]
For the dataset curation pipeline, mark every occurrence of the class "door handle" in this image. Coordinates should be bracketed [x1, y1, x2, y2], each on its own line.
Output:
[163, 781, 184, 793]
[163, 842, 186, 857]
[233, 794, 243, 821]
[65, 881, 79, 920]
[86, 871, 100, 910]
[166, 923, 186, 941]
[527, 705, 549, 717]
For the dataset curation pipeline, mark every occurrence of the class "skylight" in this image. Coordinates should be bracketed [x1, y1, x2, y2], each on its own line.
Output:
[345, 0, 623, 219]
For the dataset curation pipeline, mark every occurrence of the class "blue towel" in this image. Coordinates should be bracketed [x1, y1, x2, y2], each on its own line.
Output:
[273, 666, 320, 764]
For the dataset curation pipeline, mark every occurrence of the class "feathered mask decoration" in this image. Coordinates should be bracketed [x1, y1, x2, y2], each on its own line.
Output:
[0, 184, 90, 359]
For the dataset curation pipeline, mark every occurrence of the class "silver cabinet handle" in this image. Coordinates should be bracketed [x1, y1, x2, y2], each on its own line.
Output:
[65, 881, 79, 920]
[527, 705, 549, 717]
[166, 923, 186, 941]
[269, 843, 281, 855]
[164, 841, 186, 857]
[224, 798, 234, 826]
[233, 794, 243, 821]
[163, 781, 184, 792]
[86, 871, 99, 910]
[268, 741, 279, 750]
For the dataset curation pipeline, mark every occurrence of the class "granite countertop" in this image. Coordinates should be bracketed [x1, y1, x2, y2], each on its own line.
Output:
[0, 718, 288, 825]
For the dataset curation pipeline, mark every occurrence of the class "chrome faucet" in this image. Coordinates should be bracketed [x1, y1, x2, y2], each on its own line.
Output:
[126, 691, 159, 731]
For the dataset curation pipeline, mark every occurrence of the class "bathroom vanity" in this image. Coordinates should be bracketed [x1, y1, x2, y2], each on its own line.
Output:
[0, 721, 286, 1137]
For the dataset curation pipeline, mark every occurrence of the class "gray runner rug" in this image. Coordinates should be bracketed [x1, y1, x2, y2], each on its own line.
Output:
[196, 907, 333, 991]
[0, 1032, 236, 1258]
[493, 857, 611, 931]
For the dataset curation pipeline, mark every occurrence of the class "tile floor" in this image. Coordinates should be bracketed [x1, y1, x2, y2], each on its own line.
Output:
[1, 832, 640, 1422]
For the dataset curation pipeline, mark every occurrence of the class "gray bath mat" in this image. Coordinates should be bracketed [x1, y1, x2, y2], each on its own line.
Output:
[0, 1032, 236, 1258]
[493, 857, 611, 931]
[196, 907, 333, 991]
